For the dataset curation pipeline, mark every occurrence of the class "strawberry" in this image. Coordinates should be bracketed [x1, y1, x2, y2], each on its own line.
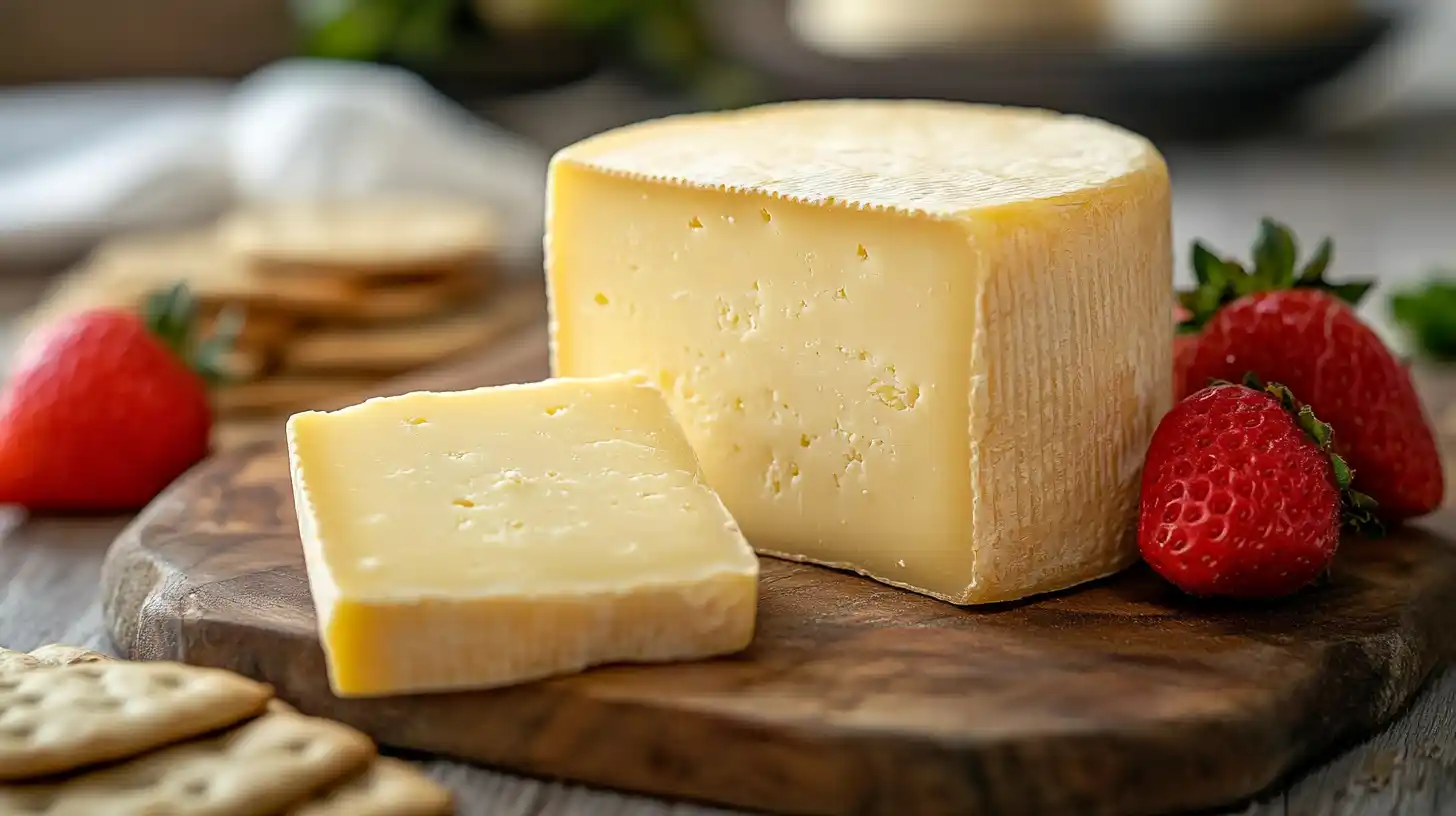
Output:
[1176, 219, 1373, 341]
[1175, 220, 1442, 521]
[1172, 303, 1198, 400]
[1173, 219, 1371, 398]
[0, 284, 233, 512]
[1139, 378, 1378, 599]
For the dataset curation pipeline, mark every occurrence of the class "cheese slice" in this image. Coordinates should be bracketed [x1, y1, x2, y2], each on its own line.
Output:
[546, 100, 1173, 605]
[286, 374, 759, 697]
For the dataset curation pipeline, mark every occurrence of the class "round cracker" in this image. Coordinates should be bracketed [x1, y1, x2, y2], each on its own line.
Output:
[219, 197, 499, 275]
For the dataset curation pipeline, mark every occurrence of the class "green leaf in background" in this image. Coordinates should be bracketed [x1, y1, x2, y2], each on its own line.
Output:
[392, 0, 461, 59]
[1390, 275, 1456, 362]
[294, 0, 460, 61]
[551, 0, 643, 30]
[290, 0, 763, 107]
[296, 0, 408, 60]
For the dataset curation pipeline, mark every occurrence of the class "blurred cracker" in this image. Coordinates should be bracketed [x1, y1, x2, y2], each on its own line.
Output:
[218, 347, 272, 383]
[0, 708, 376, 816]
[219, 197, 499, 279]
[213, 376, 388, 418]
[23, 266, 294, 357]
[344, 267, 496, 325]
[213, 418, 285, 452]
[201, 309, 295, 354]
[281, 282, 544, 375]
[85, 230, 365, 317]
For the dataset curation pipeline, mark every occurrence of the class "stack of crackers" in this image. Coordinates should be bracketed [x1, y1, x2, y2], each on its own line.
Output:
[21, 197, 545, 450]
[0, 644, 453, 815]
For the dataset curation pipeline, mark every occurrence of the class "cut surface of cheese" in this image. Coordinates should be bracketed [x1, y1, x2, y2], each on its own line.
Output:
[546, 100, 1173, 605]
[286, 374, 759, 697]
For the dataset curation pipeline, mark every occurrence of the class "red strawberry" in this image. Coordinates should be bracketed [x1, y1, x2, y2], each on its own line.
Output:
[0, 284, 230, 511]
[1173, 330, 1199, 400]
[1174, 219, 1371, 399]
[1139, 379, 1377, 598]
[1175, 220, 1440, 520]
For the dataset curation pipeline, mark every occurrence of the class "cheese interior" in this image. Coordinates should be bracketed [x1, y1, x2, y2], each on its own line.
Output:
[547, 100, 1173, 604]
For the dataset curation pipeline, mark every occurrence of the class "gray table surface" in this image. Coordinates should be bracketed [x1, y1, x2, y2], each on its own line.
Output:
[3, 79, 1456, 816]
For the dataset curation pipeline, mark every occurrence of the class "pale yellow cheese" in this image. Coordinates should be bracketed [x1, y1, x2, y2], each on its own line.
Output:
[546, 100, 1173, 605]
[286, 374, 759, 697]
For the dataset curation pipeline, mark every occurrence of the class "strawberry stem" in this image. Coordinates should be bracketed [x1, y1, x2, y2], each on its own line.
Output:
[1238, 373, 1385, 538]
[1178, 219, 1373, 333]
[141, 281, 239, 388]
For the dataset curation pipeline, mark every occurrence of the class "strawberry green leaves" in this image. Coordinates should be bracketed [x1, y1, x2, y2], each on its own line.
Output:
[1239, 373, 1383, 538]
[1178, 219, 1374, 333]
[142, 281, 241, 388]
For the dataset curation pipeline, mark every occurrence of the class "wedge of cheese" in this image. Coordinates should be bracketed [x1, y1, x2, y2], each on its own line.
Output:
[546, 100, 1173, 605]
[286, 374, 759, 697]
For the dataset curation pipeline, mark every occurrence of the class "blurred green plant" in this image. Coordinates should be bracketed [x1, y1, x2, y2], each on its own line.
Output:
[290, 0, 759, 105]
[1390, 274, 1456, 362]
[292, 0, 461, 61]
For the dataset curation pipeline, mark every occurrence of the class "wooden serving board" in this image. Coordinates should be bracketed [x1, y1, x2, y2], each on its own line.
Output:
[101, 323, 1456, 816]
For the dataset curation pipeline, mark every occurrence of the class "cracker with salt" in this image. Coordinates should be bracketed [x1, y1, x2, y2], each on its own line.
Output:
[290, 757, 453, 816]
[25, 645, 110, 667]
[219, 198, 499, 277]
[280, 282, 544, 375]
[0, 709, 375, 816]
[0, 649, 40, 674]
[0, 660, 272, 781]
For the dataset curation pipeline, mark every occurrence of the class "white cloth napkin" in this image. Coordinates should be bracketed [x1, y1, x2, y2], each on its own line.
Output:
[0, 59, 550, 270]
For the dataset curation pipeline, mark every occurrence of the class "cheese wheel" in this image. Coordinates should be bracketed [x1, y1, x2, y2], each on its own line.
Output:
[546, 100, 1173, 604]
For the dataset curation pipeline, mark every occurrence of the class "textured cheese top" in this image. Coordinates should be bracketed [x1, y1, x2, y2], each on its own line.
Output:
[552, 100, 1164, 217]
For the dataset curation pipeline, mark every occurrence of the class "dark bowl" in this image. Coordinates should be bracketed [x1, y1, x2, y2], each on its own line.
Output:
[695, 0, 1400, 142]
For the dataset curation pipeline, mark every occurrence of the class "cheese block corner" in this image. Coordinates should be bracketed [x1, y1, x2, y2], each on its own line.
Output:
[545, 100, 1173, 605]
[285, 374, 760, 697]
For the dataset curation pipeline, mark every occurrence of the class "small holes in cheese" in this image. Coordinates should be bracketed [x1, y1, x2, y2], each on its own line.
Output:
[593, 293, 610, 306]
[544, 405, 569, 416]
[759, 208, 772, 222]
[453, 498, 476, 508]
[406, 417, 429, 426]
[688, 216, 703, 230]
[857, 244, 869, 260]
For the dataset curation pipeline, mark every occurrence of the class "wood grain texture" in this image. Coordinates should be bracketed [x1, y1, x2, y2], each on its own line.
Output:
[100, 326, 1456, 816]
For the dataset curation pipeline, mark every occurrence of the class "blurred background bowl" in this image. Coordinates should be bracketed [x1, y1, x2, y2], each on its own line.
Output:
[695, 0, 1400, 141]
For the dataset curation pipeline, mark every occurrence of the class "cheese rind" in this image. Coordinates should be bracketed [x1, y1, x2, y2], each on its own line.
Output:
[286, 374, 759, 697]
[546, 100, 1172, 605]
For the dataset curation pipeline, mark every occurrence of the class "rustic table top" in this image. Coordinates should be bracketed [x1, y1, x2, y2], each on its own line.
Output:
[3, 84, 1456, 815]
